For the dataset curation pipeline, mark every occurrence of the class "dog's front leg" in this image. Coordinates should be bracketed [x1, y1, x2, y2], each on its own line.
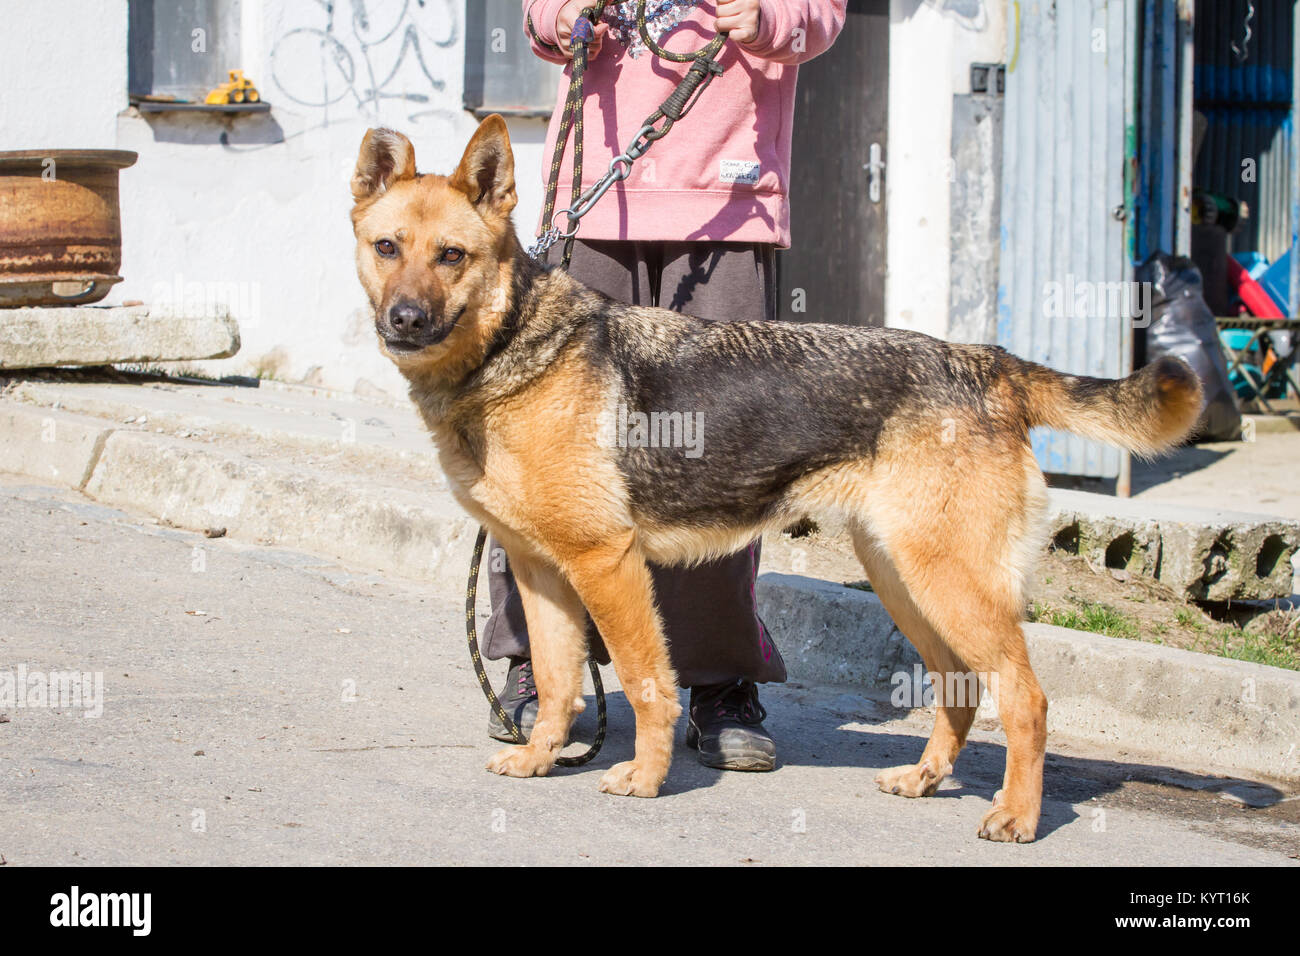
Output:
[565, 535, 681, 797]
[486, 552, 589, 779]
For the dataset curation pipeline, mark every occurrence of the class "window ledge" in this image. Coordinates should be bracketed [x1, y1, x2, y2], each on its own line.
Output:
[131, 99, 270, 115]
[467, 106, 553, 120]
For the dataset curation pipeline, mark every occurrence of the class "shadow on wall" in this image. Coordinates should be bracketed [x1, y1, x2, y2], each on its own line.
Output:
[137, 111, 286, 146]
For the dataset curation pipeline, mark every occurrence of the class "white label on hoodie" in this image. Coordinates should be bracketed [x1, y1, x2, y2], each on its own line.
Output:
[719, 159, 760, 185]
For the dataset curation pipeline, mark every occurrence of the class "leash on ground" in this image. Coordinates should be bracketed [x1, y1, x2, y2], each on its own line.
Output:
[466, 2, 728, 764]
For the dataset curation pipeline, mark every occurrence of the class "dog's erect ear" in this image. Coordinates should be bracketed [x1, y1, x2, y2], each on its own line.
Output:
[352, 128, 416, 202]
[449, 114, 516, 217]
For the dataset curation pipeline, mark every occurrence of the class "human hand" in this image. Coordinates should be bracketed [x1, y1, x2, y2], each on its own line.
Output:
[715, 0, 762, 44]
[555, 1, 610, 58]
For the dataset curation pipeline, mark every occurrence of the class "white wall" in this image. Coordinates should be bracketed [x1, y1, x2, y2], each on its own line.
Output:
[0, 0, 129, 150]
[2, 0, 555, 398]
[886, 0, 1005, 338]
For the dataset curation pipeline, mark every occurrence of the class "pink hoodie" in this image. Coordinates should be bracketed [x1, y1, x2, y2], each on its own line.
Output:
[524, 1, 847, 248]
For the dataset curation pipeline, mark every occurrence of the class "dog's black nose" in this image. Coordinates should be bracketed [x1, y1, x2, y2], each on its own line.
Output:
[388, 302, 427, 332]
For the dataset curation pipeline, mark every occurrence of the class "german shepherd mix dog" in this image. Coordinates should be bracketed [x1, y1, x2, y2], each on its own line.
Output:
[351, 115, 1202, 843]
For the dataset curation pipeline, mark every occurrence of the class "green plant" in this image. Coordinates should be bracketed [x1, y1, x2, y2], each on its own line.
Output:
[1029, 601, 1138, 640]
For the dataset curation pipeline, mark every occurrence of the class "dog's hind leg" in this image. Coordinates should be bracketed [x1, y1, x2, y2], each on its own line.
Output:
[870, 531, 1045, 841]
[486, 550, 590, 779]
[853, 447, 1049, 842]
[563, 532, 682, 797]
[851, 528, 979, 799]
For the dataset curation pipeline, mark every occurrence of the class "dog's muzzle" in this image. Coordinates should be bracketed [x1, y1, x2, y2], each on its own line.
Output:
[379, 301, 459, 352]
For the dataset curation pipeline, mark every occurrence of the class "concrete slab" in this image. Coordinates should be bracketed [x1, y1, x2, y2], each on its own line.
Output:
[1133, 430, 1300, 521]
[1248, 413, 1300, 435]
[0, 305, 239, 369]
[0, 403, 111, 489]
[1048, 488, 1299, 601]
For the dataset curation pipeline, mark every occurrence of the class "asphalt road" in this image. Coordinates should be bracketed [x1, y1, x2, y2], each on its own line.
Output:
[0, 476, 1296, 865]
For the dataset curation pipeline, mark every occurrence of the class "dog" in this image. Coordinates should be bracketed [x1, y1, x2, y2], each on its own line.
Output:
[350, 114, 1202, 843]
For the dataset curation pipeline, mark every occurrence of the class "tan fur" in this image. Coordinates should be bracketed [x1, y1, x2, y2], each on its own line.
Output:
[350, 115, 1202, 843]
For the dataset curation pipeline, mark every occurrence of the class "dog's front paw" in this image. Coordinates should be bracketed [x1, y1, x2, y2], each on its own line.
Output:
[486, 745, 554, 779]
[597, 760, 662, 797]
[977, 791, 1039, 843]
[875, 760, 948, 798]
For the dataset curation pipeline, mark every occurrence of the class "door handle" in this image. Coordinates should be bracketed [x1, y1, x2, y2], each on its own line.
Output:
[864, 142, 886, 204]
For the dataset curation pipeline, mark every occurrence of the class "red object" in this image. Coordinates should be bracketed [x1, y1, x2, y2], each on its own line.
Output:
[1226, 255, 1285, 318]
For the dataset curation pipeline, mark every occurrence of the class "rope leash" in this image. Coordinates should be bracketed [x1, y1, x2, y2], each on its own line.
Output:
[467, 2, 729, 764]
[526, 1, 727, 263]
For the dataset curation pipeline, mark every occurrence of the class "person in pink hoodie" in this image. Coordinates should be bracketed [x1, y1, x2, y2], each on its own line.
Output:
[482, 0, 847, 771]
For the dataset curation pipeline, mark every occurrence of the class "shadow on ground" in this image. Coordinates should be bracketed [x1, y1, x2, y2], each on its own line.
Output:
[554, 683, 1292, 844]
[1130, 445, 1235, 496]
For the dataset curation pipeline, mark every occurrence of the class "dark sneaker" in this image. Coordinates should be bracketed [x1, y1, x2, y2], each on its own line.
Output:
[686, 680, 776, 772]
[487, 657, 538, 743]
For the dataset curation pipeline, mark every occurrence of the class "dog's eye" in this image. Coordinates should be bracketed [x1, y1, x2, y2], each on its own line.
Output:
[441, 247, 465, 264]
[374, 239, 397, 258]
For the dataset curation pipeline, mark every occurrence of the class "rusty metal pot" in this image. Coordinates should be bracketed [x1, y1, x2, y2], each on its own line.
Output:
[0, 149, 138, 307]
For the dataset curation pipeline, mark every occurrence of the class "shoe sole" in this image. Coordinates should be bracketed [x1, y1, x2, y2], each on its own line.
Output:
[686, 721, 776, 772]
[696, 751, 776, 772]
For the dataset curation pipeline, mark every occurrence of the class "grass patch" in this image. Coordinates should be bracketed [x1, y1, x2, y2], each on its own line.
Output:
[1029, 550, 1300, 672]
[1218, 610, 1300, 670]
[1219, 631, 1300, 670]
[1029, 600, 1139, 640]
[1031, 598, 1300, 672]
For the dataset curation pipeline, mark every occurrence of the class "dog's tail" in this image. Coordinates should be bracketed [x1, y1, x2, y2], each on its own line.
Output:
[1015, 354, 1203, 456]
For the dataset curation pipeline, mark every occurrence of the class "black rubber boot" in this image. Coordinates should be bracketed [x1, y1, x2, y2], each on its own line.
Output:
[487, 657, 539, 743]
[686, 680, 776, 771]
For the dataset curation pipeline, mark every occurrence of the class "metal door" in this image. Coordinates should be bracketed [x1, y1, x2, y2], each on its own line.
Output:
[998, 0, 1138, 479]
[779, 0, 889, 326]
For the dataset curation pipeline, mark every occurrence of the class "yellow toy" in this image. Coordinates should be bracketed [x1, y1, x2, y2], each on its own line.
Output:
[205, 70, 261, 105]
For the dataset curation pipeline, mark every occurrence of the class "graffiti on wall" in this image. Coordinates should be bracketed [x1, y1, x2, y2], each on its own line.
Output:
[270, 0, 459, 122]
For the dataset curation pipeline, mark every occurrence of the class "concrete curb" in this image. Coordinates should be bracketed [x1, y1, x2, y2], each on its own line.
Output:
[0, 404, 472, 582]
[7, 379, 448, 490]
[0, 307, 240, 369]
[0, 404, 113, 490]
[758, 574, 1300, 785]
[84, 429, 478, 583]
[5, 402, 1299, 785]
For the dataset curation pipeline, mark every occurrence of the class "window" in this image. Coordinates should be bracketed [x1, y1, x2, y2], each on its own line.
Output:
[128, 0, 247, 106]
[464, 0, 563, 118]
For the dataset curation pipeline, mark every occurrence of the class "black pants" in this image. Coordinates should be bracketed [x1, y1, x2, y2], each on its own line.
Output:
[482, 239, 787, 688]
